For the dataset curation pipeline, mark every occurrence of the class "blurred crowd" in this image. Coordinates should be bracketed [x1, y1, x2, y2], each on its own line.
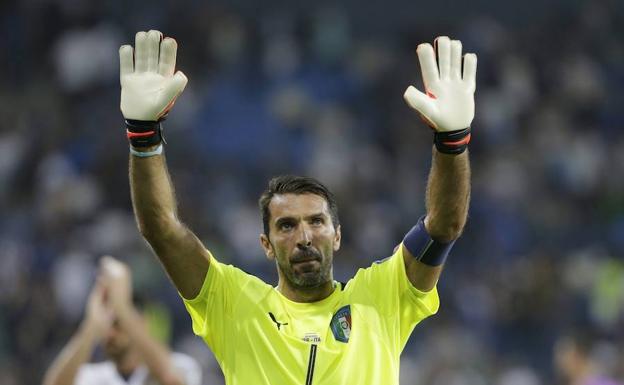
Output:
[1, 0, 624, 384]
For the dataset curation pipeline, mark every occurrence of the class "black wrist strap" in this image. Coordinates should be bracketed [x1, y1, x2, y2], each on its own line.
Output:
[433, 127, 471, 155]
[125, 119, 166, 148]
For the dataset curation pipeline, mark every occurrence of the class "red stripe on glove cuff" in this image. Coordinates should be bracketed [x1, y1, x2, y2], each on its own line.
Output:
[126, 130, 156, 139]
[442, 133, 471, 146]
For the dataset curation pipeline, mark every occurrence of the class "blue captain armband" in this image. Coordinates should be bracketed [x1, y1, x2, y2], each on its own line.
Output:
[403, 216, 456, 266]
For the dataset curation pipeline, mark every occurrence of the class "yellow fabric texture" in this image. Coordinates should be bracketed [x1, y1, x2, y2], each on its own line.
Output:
[183, 246, 439, 385]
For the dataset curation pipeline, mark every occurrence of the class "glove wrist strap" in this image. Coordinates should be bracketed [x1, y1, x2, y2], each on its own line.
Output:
[433, 127, 471, 155]
[125, 119, 165, 147]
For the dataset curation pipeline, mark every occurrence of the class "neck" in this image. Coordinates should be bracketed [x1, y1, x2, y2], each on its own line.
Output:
[278, 279, 335, 303]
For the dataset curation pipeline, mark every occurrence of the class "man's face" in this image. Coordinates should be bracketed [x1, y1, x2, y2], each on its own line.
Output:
[261, 193, 341, 289]
[103, 320, 131, 360]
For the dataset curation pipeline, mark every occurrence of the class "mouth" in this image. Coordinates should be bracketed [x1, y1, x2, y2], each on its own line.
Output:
[288, 247, 323, 276]
[291, 259, 321, 276]
[291, 248, 321, 264]
[290, 253, 322, 272]
[291, 257, 321, 265]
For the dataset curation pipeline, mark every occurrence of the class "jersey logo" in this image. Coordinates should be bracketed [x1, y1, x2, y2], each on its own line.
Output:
[268, 312, 289, 330]
[330, 305, 352, 343]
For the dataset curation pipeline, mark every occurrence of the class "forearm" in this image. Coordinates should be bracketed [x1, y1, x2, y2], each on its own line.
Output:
[116, 306, 184, 385]
[129, 150, 209, 298]
[130, 151, 181, 241]
[43, 322, 99, 385]
[424, 147, 471, 242]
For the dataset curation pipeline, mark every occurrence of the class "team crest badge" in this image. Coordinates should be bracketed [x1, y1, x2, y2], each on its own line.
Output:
[330, 305, 352, 343]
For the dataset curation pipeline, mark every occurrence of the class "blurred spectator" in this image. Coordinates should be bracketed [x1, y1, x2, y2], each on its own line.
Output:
[554, 331, 623, 385]
[42, 257, 201, 385]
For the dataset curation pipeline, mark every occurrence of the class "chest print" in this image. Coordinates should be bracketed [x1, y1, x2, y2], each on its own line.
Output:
[302, 332, 322, 343]
[330, 305, 352, 343]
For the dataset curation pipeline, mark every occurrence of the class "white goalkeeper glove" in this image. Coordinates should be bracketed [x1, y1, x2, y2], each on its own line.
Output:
[404, 36, 477, 132]
[119, 30, 188, 122]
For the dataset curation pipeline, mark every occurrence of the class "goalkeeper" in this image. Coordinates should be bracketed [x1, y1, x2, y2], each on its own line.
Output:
[121, 30, 475, 385]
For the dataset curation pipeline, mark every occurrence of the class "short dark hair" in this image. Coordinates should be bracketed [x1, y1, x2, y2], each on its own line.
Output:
[259, 175, 340, 236]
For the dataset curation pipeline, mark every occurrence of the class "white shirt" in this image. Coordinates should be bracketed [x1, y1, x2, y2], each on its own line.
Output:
[74, 352, 202, 385]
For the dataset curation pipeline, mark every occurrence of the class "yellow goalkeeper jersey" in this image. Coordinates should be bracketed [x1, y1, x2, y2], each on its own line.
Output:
[182, 245, 439, 385]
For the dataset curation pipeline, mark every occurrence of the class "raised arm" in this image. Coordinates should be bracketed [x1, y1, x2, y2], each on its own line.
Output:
[43, 281, 113, 385]
[121, 30, 209, 298]
[100, 257, 188, 385]
[401, 36, 476, 291]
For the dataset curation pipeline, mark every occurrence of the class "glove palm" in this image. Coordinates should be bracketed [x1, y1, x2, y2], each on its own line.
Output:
[120, 30, 187, 121]
[404, 36, 477, 132]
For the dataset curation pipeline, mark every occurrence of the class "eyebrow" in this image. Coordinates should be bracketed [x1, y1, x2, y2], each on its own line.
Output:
[274, 213, 326, 224]
[274, 217, 294, 226]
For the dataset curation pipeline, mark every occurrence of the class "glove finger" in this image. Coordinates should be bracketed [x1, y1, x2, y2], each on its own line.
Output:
[462, 53, 477, 91]
[169, 71, 188, 95]
[404, 85, 435, 119]
[147, 30, 162, 73]
[416, 43, 439, 89]
[134, 31, 148, 73]
[435, 36, 451, 80]
[119, 45, 134, 81]
[158, 37, 177, 77]
[450, 40, 462, 79]
[157, 71, 188, 118]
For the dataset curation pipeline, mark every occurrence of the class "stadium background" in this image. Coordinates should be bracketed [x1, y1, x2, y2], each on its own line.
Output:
[1, 0, 624, 383]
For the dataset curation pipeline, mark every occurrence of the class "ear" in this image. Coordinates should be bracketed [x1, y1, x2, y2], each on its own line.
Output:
[260, 234, 275, 261]
[333, 225, 341, 252]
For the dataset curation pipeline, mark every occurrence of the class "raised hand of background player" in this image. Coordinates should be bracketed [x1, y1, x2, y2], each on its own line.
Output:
[119, 30, 188, 121]
[99, 256, 133, 314]
[404, 36, 477, 132]
[84, 279, 114, 340]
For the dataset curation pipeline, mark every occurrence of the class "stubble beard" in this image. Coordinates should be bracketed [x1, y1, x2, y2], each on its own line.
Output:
[278, 249, 333, 289]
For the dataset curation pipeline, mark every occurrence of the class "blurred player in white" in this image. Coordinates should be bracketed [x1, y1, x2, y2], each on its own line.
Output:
[43, 256, 202, 385]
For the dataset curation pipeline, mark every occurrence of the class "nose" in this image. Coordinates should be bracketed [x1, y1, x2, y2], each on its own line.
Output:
[296, 224, 312, 249]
